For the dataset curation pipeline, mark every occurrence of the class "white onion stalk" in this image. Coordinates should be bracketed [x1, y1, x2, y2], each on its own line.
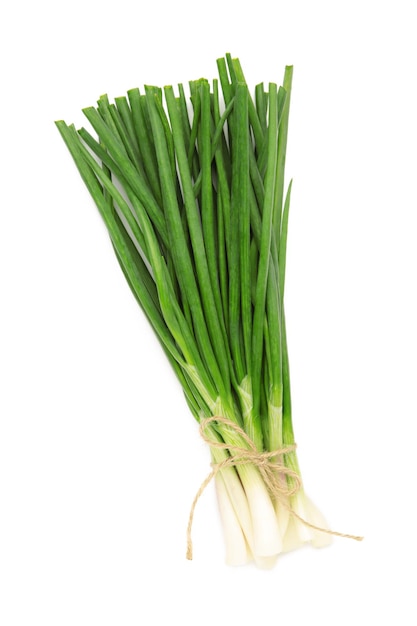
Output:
[240, 464, 282, 557]
[207, 421, 255, 558]
[215, 472, 251, 566]
[267, 401, 291, 540]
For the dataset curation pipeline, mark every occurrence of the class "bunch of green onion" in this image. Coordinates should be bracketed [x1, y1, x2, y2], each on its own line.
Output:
[56, 54, 332, 568]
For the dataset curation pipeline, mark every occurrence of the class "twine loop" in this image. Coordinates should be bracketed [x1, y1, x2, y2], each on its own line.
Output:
[186, 415, 363, 560]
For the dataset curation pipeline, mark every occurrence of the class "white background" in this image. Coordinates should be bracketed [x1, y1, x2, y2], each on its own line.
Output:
[1, 0, 416, 624]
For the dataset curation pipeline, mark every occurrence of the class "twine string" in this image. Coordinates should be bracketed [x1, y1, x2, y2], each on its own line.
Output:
[186, 415, 363, 560]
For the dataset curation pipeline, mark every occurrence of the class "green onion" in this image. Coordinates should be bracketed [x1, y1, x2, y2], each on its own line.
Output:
[56, 54, 334, 568]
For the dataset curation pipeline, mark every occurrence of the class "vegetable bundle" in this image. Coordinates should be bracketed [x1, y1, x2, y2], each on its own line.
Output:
[56, 54, 334, 568]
